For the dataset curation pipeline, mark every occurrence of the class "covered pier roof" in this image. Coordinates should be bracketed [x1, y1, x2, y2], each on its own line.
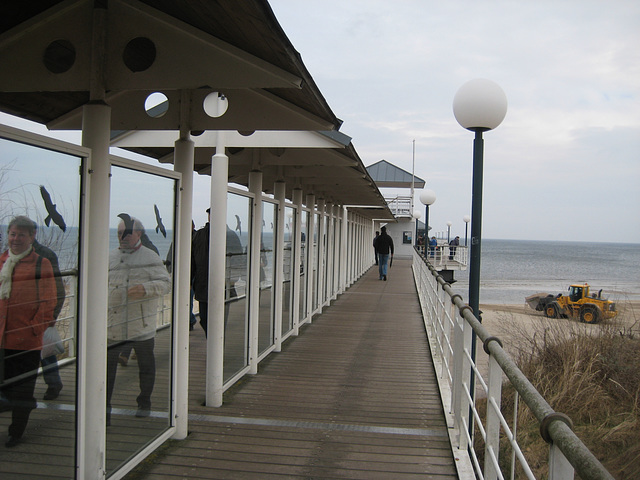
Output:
[0, 0, 391, 218]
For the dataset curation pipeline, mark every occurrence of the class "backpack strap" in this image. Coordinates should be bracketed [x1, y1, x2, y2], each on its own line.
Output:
[35, 254, 43, 301]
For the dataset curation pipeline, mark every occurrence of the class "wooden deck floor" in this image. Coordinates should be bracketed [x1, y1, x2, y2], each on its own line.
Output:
[127, 258, 458, 480]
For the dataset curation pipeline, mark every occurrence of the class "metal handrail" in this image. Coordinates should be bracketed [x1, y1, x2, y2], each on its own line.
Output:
[412, 247, 613, 480]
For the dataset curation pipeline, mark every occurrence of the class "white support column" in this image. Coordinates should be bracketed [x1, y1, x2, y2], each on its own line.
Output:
[328, 204, 337, 301]
[80, 101, 111, 479]
[205, 142, 228, 408]
[305, 194, 315, 322]
[484, 354, 503, 480]
[316, 198, 325, 311]
[327, 203, 336, 305]
[248, 171, 263, 374]
[339, 206, 347, 294]
[273, 181, 286, 352]
[291, 189, 303, 335]
[172, 135, 194, 437]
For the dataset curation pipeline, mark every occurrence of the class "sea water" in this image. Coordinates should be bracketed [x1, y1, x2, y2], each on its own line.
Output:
[450, 239, 640, 305]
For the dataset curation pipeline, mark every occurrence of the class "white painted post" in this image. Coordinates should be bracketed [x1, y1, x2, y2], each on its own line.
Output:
[339, 206, 348, 294]
[248, 171, 263, 374]
[273, 181, 285, 351]
[205, 143, 228, 407]
[315, 198, 325, 312]
[484, 354, 503, 480]
[80, 101, 111, 479]
[549, 443, 575, 480]
[291, 188, 303, 335]
[305, 194, 315, 321]
[172, 135, 194, 437]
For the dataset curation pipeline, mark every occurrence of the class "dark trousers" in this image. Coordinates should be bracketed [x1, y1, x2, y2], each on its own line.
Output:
[1, 349, 40, 438]
[106, 338, 156, 410]
[41, 355, 63, 390]
[199, 289, 234, 338]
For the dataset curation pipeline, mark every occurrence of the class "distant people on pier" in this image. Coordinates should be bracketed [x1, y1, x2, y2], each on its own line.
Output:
[373, 226, 394, 281]
[449, 236, 460, 260]
[429, 236, 438, 257]
[0, 216, 57, 448]
[106, 216, 171, 425]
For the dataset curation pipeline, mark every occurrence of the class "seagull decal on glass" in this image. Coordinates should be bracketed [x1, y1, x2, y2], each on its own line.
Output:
[154, 204, 167, 238]
[117, 213, 134, 240]
[40, 185, 66, 232]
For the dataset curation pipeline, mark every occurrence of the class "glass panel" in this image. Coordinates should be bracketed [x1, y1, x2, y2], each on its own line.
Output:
[0, 136, 81, 476]
[224, 192, 250, 382]
[281, 206, 295, 336]
[312, 213, 320, 311]
[299, 211, 308, 323]
[258, 201, 276, 355]
[106, 165, 176, 474]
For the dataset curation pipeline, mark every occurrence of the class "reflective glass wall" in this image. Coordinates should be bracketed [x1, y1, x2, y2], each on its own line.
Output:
[106, 164, 177, 475]
[224, 192, 251, 382]
[0, 135, 82, 477]
[258, 201, 276, 356]
[299, 210, 309, 323]
[282, 206, 296, 337]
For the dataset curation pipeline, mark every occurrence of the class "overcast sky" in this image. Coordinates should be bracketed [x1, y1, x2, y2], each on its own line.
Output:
[1, 1, 638, 244]
[269, 0, 640, 243]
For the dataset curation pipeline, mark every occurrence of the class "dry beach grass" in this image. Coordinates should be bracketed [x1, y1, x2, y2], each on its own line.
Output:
[475, 300, 640, 479]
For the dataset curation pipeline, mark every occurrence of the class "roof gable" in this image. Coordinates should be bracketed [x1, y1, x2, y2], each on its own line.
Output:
[366, 159, 425, 188]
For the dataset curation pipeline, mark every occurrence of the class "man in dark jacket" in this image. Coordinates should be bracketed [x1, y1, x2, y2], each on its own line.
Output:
[191, 209, 244, 337]
[373, 226, 394, 281]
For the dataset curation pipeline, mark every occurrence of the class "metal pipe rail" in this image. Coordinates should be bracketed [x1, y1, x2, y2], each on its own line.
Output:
[412, 248, 613, 480]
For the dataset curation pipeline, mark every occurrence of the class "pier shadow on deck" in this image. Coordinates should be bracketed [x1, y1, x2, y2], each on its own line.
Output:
[128, 258, 458, 480]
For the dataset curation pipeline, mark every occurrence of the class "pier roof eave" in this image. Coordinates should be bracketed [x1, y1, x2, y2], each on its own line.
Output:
[0, 0, 340, 131]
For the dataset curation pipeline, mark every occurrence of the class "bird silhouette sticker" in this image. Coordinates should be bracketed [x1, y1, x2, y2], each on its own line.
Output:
[39, 185, 66, 232]
[154, 204, 167, 238]
[117, 213, 134, 240]
[235, 215, 242, 235]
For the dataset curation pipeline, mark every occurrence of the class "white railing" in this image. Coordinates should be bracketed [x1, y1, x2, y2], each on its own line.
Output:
[412, 248, 613, 480]
[417, 243, 468, 269]
[384, 195, 413, 217]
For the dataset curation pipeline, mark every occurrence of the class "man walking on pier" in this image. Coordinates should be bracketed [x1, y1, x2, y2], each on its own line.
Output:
[374, 225, 394, 281]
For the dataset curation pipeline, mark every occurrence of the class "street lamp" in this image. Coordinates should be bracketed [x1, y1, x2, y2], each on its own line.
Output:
[453, 78, 507, 320]
[419, 189, 436, 242]
[463, 215, 471, 246]
[454, 77, 507, 441]
[446, 221, 452, 243]
[413, 209, 422, 247]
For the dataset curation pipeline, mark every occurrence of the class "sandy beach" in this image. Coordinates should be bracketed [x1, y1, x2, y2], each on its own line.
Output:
[469, 300, 640, 388]
[480, 300, 640, 343]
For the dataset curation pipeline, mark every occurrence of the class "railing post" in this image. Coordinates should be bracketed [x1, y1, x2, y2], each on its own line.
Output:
[451, 312, 465, 448]
[484, 354, 503, 480]
[549, 443, 574, 480]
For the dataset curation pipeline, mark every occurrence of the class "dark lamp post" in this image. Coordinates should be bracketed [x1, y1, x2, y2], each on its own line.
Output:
[453, 78, 507, 320]
[454, 78, 507, 439]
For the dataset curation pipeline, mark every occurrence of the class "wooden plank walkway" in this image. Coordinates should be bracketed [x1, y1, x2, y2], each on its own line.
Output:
[127, 258, 458, 480]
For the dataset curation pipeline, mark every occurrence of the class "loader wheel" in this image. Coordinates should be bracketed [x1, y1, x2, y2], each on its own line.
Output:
[545, 304, 558, 319]
[580, 306, 600, 324]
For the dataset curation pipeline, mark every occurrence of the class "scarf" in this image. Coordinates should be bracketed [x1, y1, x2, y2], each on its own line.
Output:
[0, 246, 33, 300]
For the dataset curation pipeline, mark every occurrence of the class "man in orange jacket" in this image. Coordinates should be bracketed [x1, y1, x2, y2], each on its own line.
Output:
[0, 216, 57, 448]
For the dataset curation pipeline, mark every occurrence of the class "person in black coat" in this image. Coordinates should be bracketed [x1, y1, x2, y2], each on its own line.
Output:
[191, 209, 244, 337]
[373, 226, 394, 281]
